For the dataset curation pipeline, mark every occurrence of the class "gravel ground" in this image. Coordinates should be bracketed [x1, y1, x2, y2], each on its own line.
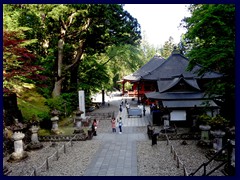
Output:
[4, 97, 225, 176]
[137, 140, 224, 176]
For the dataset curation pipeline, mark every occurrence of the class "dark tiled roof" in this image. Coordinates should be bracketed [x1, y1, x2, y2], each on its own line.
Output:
[142, 52, 223, 80]
[123, 55, 165, 81]
[162, 100, 218, 108]
[145, 92, 208, 100]
[157, 77, 201, 93]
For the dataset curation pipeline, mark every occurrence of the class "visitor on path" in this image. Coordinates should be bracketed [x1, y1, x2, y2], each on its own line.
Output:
[117, 117, 123, 134]
[111, 117, 117, 133]
[126, 102, 130, 113]
[152, 129, 159, 146]
[121, 99, 124, 106]
[119, 104, 123, 113]
[92, 119, 98, 136]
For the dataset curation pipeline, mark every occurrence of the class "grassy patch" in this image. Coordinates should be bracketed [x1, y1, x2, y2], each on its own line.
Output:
[16, 83, 50, 122]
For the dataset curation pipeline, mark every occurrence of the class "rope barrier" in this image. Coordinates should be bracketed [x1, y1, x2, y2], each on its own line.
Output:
[27, 134, 78, 176]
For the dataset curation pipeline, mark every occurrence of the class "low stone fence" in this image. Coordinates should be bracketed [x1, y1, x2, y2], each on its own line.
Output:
[39, 134, 88, 142]
[87, 112, 114, 119]
[158, 133, 201, 141]
[28, 135, 78, 176]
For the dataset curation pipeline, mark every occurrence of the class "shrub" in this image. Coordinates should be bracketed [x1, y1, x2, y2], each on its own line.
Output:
[208, 115, 229, 130]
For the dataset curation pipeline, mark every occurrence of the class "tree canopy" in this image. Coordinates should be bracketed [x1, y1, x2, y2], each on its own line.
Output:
[181, 4, 235, 121]
[3, 4, 142, 98]
[3, 30, 47, 94]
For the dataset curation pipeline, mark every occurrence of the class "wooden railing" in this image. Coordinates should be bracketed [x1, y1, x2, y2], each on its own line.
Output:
[189, 139, 234, 176]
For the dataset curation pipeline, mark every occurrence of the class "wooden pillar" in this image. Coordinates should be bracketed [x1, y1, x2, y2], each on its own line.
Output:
[137, 81, 140, 104]
[122, 80, 125, 96]
[102, 89, 105, 105]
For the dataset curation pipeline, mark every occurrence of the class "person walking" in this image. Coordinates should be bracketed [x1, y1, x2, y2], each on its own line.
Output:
[92, 119, 98, 136]
[111, 117, 117, 133]
[117, 117, 123, 134]
[119, 104, 123, 114]
[126, 102, 130, 114]
[151, 129, 159, 146]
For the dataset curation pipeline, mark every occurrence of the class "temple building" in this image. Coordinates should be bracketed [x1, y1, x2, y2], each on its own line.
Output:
[121, 48, 223, 125]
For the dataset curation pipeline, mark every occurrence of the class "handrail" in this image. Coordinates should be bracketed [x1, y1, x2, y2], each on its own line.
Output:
[190, 139, 232, 176]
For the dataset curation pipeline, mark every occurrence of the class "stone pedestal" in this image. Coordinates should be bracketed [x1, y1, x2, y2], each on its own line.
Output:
[27, 125, 43, 150]
[231, 140, 235, 167]
[74, 110, 84, 133]
[162, 115, 170, 129]
[75, 116, 82, 128]
[211, 130, 225, 152]
[164, 119, 170, 128]
[8, 132, 28, 162]
[51, 116, 59, 134]
[199, 125, 211, 141]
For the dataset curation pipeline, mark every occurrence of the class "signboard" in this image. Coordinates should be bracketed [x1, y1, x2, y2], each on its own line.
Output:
[170, 110, 186, 121]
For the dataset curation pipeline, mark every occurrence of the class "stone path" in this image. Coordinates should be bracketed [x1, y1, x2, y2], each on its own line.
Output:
[84, 97, 151, 176]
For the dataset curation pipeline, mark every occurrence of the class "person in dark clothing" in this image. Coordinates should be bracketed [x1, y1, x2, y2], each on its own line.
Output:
[119, 105, 123, 113]
[152, 131, 159, 146]
[92, 119, 98, 136]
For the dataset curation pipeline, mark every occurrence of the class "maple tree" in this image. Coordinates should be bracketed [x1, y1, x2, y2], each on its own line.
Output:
[3, 30, 47, 94]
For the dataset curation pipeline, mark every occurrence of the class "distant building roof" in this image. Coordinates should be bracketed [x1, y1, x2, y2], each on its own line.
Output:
[145, 92, 208, 100]
[143, 50, 223, 80]
[162, 100, 218, 108]
[157, 76, 201, 93]
[123, 55, 165, 81]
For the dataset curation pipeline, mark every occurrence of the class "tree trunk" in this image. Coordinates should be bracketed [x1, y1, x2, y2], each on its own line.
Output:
[51, 17, 91, 98]
[52, 78, 64, 98]
[52, 37, 64, 98]
[70, 63, 79, 86]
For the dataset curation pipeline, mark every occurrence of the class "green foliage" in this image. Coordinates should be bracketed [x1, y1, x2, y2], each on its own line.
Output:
[16, 83, 50, 123]
[45, 92, 78, 116]
[160, 36, 176, 58]
[197, 113, 230, 130]
[45, 97, 65, 114]
[197, 114, 212, 125]
[181, 4, 235, 121]
[208, 115, 229, 130]
[182, 4, 235, 76]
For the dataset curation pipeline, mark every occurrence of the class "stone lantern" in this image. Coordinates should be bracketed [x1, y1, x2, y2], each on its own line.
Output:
[210, 130, 226, 152]
[162, 115, 170, 129]
[199, 124, 211, 143]
[73, 109, 84, 134]
[75, 109, 84, 128]
[8, 132, 28, 162]
[51, 109, 60, 134]
[27, 125, 43, 150]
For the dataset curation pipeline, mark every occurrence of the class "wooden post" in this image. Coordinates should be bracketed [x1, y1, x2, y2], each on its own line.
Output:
[56, 150, 59, 160]
[46, 157, 49, 171]
[183, 165, 188, 176]
[174, 151, 176, 160]
[177, 156, 180, 168]
[34, 167, 37, 176]
[64, 144, 67, 153]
